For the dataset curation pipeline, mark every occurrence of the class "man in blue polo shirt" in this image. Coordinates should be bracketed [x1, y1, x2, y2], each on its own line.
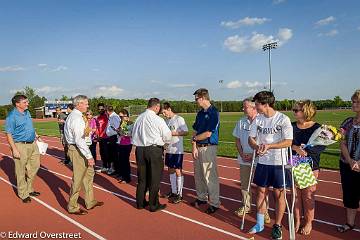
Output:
[191, 88, 220, 214]
[5, 95, 41, 203]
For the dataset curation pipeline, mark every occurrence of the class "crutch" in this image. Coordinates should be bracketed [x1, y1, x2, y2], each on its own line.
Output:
[240, 149, 256, 230]
[281, 147, 296, 240]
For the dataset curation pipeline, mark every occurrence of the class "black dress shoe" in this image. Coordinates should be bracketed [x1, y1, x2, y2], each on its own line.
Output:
[191, 199, 207, 208]
[205, 205, 219, 214]
[69, 209, 88, 215]
[136, 201, 149, 209]
[150, 204, 167, 212]
[29, 191, 40, 197]
[22, 197, 31, 203]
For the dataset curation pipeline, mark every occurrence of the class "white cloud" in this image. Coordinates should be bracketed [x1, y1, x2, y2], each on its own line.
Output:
[37, 64, 68, 72]
[36, 86, 64, 94]
[94, 85, 124, 97]
[226, 81, 242, 89]
[315, 16, 336, 27]
[226, 80, 268, 94]
[325, 29, 339, 36]
[91, 68, 100, 72]
[225, 80, 286, 94]
[318, 29, 339, 37]
[278, 28, 293, 41]
[50, 65, 68, 72]
[273, 0, 286, 4]
[0, 65, 25, 72]
[224, 28, 293, 53]
[150, 80, 162, 84]
[169, 83, 196, 88]
[200, 43, 208, 48]
[221, 17, 271, 29]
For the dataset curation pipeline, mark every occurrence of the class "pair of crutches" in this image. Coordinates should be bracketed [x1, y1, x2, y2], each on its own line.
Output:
[240, 147, 296, 240]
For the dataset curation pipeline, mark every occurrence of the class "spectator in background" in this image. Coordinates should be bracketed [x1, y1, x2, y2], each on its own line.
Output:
[337, 89, 360, 233]
[56, 107, 70, 164]
[105, 105, 121, 175]
[96, 103, 109, 173]
[117, 109, 133, 183]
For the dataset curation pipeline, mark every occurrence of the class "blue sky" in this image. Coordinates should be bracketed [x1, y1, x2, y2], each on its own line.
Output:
[0, 0, 359, 104]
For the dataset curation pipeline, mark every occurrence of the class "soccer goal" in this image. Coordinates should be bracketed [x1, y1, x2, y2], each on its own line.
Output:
[124, 105, 147, 117]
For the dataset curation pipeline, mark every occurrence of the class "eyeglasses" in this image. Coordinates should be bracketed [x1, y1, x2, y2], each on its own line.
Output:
[98, 108, 105, 111]
[293, 109, 302, 113]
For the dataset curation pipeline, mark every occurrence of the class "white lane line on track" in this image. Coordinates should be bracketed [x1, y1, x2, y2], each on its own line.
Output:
[0, 152, 248, 240]
[1, 151, 358, 235]
[0, 175, 106, 240]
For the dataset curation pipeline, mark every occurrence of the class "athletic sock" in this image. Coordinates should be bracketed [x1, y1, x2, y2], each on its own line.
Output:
[170, 173, 177, 194]
[177, 175, 184, 196]
[248, 213, 265, 234]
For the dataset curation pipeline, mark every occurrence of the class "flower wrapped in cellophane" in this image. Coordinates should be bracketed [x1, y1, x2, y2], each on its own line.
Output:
[303, 124, 343, 148]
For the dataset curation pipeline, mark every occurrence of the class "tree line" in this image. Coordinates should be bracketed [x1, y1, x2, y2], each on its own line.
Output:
[0, 86, 352, 119]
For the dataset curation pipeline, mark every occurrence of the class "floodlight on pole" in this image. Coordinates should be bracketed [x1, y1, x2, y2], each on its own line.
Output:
[262, 42, 277, 92]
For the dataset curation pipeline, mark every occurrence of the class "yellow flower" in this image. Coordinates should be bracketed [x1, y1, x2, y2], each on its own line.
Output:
[328, 125, 338, 134]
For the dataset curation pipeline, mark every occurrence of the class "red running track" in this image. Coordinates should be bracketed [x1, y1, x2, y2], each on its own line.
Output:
[0, 133, 359, 240]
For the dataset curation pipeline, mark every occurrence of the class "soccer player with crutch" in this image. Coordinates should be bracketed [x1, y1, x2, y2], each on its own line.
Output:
[247, 91, 294, 239]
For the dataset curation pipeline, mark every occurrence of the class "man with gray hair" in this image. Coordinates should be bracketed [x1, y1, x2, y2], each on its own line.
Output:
[232, 98, 270, 223]
[64, 95, 104, 215]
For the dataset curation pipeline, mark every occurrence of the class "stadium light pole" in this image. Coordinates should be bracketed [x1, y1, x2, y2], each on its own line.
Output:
[262, 42, 277, 92]
[219, 80, 224, 112]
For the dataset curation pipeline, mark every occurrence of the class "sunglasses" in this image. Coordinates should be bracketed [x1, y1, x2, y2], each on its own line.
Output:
[292, 109, 302, 113]
[98, 108, 105, 111]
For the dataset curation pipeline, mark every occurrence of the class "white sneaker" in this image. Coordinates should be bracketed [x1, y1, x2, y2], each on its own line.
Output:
[100, 167, 108, 173]
[107, 168, 115, 175]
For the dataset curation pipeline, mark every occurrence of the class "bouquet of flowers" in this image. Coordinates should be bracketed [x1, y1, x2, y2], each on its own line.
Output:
[117, 121, 133, 137]
[303, 125, 342, 148]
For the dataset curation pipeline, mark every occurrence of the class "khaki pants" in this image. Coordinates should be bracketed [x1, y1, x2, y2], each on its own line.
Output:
[67, 145, 97, 213]
[240, 163, 253, 211]
[14, 142, 40, 200]
[194, 145, 220, 208]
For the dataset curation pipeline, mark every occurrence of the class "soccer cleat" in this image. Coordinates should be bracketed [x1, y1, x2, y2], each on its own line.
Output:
[271, 224, 282, 240]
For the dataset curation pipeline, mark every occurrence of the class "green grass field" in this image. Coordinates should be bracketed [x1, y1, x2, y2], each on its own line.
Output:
[0, 110, 354, 170]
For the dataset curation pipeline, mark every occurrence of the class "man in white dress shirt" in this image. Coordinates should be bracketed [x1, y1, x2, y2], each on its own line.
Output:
[132, 98, 172, 212]
[64, 95, 104, 215]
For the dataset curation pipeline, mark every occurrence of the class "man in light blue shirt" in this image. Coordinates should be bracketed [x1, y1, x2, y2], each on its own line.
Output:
[5, 95, 41, 203]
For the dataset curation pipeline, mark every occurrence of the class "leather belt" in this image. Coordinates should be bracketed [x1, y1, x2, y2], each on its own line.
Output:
[196, 143, 210, 147]
[15, 141, 34, 144]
